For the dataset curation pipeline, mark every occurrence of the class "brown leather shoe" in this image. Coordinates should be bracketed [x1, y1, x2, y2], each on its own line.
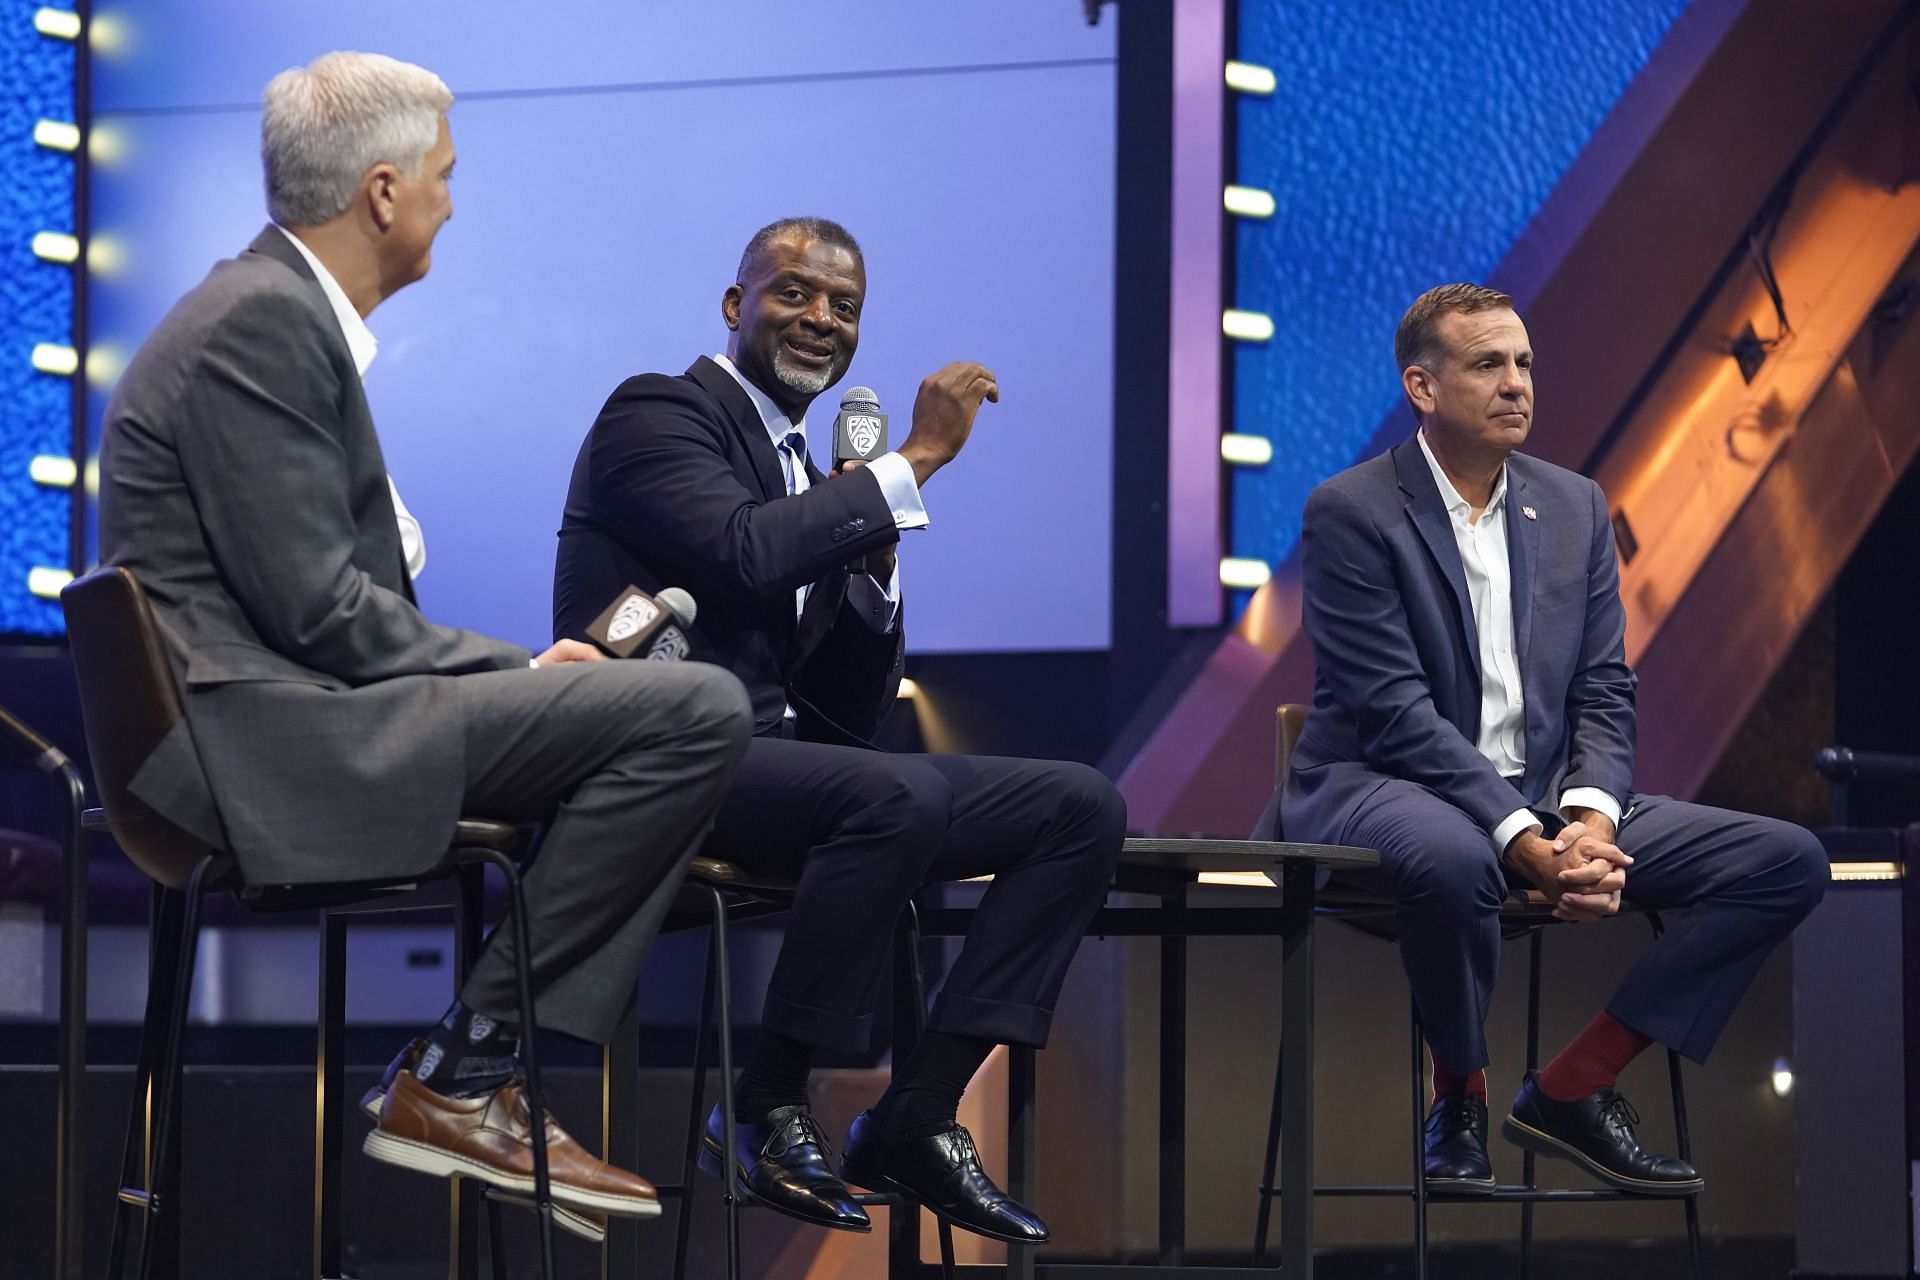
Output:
[365, 1069, 660, 1219]
[359, 1041, 609, 1243]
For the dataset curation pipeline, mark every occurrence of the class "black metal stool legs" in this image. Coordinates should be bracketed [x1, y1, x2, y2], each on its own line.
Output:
[709, 885, 743, 1280]
[1519, 927, 1543, 1280]
[1648, 913, 1705, 1280]
[315, 909, 348, 1279]
[1251, 998, 1285, 1264]
[1409, 1001, 1429, 1280]
[121, 854, 213, 1280]
[669, 915, 723, 1280]
[462, 846, 557, 1280]
[108, 882, 189, 1280]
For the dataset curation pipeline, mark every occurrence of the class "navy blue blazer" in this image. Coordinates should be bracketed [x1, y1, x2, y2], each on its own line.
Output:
[553, 357, 905, 744]
[1273, 437, 1636, 846]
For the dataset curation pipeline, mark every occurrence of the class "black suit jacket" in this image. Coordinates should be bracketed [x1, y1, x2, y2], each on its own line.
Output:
[554, 357, 905, 743]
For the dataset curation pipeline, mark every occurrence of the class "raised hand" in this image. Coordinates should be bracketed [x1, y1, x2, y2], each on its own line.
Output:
[897, 362, 999, 486]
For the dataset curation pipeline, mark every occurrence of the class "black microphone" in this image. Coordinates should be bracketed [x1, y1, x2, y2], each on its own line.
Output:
[833, 386, 888, 468]
[584, 585, 696, 659]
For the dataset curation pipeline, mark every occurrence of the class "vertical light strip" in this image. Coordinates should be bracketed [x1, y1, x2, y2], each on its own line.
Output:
[1166, 0, 1227, 627]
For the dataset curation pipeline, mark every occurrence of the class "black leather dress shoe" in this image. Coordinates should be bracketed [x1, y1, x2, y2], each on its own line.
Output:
[1502, 1071, 1703, 1196]
[699, 1104, 870, 1232]
[840, 1112, 1049, 1246]
[1424, 1095, 1495, 1194]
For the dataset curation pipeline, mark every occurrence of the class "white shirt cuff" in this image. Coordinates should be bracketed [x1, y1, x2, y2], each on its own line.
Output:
[1559, 787, 1623, 829]
[867, 451, 929, 530]
[1491, 807, 1543, 857]
[846, 557, 901, 634]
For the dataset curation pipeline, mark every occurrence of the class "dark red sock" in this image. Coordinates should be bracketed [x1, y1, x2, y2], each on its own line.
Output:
[1428, 1046, 1486, 1101]
[1537, 1011, 1653, 1102]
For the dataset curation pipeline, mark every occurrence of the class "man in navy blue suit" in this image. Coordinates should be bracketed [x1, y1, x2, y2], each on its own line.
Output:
[1276, 283, 1828, 1195]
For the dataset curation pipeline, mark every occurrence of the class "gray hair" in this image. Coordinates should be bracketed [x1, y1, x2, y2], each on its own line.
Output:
[261, 51, 453, 227]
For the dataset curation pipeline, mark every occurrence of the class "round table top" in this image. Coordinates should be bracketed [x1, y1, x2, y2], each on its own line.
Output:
[1119, 836, 1378, 872]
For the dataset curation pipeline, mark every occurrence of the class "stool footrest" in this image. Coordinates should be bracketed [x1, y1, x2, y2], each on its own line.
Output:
[1301, 1182, 1680, 1203]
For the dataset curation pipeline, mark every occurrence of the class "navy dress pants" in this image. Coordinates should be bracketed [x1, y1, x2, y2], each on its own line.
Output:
[700, 735, 1128, 1053]
[1337, 779, 1829, 1072]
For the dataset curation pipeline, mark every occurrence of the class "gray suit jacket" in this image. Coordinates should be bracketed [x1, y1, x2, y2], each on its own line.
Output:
[97, 226, 531, 885]
[1270, 437, 1637, 846]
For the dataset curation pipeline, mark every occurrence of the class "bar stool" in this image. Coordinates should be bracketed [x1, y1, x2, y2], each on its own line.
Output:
[1251, 705, 1703, 1280]
[61, 567, 560, 1280]
[634, 859, 956, 1280]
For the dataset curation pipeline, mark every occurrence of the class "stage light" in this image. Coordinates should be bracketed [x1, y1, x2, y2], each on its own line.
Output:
[896, 677, 920, 700]
[1223, 185, 1275, 219]
[1224, 61, 1276, 96]
[86, 344, 127, 389]
[1770, 1057, 1793, 1098]
[89, 123, 126, 166]
[30, 455, 77, 488]
[33, 7, 81, 39]
[1221, 433, 1273, 466]
[32, 232, 79, 264]
[27, 567, 73, 600]
[1220, 557, 1272, 589]
[34, 119, 80, 152]
[1829, 860, 1901, 881]
[88, 234, 123, 275]
[32, 343, 79, 376]
[1222, 310, 1274, 342]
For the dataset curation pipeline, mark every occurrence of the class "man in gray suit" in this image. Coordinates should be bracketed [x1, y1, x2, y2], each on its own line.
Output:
[98, 51, 752, 1229]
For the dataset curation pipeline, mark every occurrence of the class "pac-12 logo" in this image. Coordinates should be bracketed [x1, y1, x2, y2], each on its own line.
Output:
[607, 595, 659, 643]
[845, 413, 883, 457]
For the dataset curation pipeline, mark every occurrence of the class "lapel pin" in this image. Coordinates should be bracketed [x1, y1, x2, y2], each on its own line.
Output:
[1521, 506, 1537, 521]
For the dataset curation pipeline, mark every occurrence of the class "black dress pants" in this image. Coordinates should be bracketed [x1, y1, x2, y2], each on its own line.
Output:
[701, 735, 1128, 1052]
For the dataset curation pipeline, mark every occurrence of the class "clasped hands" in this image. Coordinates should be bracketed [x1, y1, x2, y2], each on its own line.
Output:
[1504, 810, 1631, 922]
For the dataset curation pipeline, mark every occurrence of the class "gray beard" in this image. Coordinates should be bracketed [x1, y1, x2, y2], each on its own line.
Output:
[773, 349, 834, 396]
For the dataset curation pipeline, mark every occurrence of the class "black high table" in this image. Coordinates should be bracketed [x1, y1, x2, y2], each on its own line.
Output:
[903, 836, 1379, 1279]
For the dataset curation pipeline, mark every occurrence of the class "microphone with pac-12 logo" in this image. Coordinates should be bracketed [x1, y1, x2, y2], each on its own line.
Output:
[584, 585, 697, 660]
[833, 386, 888, 468]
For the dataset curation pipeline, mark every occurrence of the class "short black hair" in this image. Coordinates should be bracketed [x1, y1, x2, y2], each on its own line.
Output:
[735, 216, 863, 284]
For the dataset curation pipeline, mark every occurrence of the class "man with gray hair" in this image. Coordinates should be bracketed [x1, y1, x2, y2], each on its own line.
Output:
[98, 51, 753, 1240]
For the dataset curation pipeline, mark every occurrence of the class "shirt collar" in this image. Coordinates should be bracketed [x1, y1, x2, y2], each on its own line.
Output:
[712, 353, 805, 449]
[1416, 427, 1507, 519]
[272, 224, 377, 379]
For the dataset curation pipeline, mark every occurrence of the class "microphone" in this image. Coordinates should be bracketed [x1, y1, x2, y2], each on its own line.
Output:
[833, 386, 888, 468]
[584, 585, 697, 659]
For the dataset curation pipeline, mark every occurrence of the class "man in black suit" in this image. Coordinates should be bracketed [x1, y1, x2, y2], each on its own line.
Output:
[553, 217, 1126, 1245]
[98, 52, 753, 1236]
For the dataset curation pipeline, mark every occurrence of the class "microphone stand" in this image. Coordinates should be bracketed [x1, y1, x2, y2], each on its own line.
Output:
[1, 704, 89, 1280]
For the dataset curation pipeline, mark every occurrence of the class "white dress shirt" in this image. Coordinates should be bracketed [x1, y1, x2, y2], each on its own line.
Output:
[1415, 430, 1622, 852]
[271, 225, 426, 580]
[712, 353, 923, 633]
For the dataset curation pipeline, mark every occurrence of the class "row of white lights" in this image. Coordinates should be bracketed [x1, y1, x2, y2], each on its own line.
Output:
[25, 8, 83, 601]
[1218, 62, 1277, 591]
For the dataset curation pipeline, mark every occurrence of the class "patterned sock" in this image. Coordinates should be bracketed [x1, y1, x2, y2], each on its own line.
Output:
[1537, 1011, 1653, 1102]
[734, 1029, 817, 1121]
[415, 1001, 521, 1099]
[872, 1031, 995, 1140]
[1428, 1046, 1487, 1102]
